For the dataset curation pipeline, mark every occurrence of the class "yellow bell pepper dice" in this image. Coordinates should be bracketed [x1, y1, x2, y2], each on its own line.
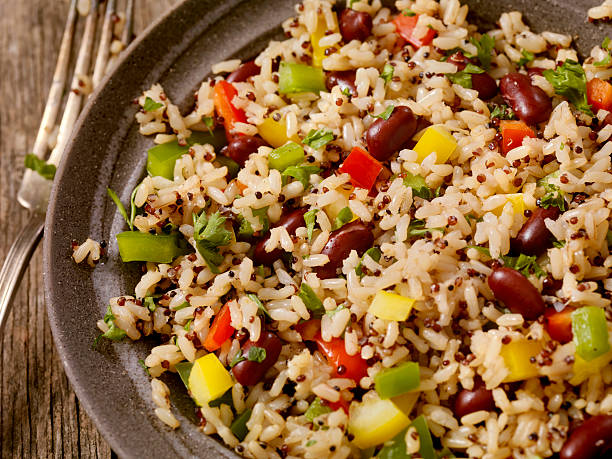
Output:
[258, 115, 300, 148]
[570, 349, 612, 386]
[491, 193, 525, 217]
[311, 13, 339, 67]
[500, 339, 543, 382]
[369, 291, 415, 322]
[188, 353, 234, 406]
[413, 125, 457, 164]
[348, 394, 411, 449]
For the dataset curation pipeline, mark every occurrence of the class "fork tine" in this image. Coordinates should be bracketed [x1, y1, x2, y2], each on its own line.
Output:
[29, 0, 78, 160]
[48, 0, 100, 166]
[92, 0, 116, 89]
[121, 0, 135, 47]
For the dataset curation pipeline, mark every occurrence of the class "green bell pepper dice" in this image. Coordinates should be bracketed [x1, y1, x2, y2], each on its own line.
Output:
[377, 415, 435, 459]
[374, 361, 420, 399]
[230, 409, 252, 442]
[175, 361, 193, 389]
[268, 142, 305, 171]
[116, 231, 189, 263]
[572, 306, 610, 361]
[278, 62, 327, 94]
[147, 129, 227, 179]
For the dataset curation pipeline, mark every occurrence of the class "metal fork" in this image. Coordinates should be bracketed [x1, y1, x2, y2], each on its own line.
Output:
[0, 0, 135, 332]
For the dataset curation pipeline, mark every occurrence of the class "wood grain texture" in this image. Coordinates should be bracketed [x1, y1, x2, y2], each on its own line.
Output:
[0, 1, 174, 457]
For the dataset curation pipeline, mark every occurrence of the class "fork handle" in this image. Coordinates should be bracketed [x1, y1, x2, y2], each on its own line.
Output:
[0, 213, 45, 332]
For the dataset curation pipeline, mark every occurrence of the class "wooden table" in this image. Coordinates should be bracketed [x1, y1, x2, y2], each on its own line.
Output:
[0, 1, 175, 456]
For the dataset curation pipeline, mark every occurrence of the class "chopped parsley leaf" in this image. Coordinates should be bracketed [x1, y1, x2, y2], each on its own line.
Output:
[303, 129, 334, 150]
[305, 398, 332, 422]
[470, 34, 495, 70]
[247, 346, 267, 363]
[466, 245, 546, 278]
[143, 96, 164, 112]
[446, 63, 485, 88]
[236, 214, 254, 239]
[552, 239, 566, 248]
[517, 49, 535, 67]
[193, 210, 232, 273]
[543, 60, 593, 115]
[306, 440, 317, 447]
[303, 208, 319, 242]
[380, 63, 394, 84]
[282, 164, 321, 188]
[371, 105, 395, 120]
[298, 282, 325, 318]
[252, 206, 270, 233]
[488, 104, 516, 120]
[93, 305, 127, 347]
[403, 172, 433, 199]
[230, 352, 246, 368]
[407, 219, 444, 237]
[402, 9, 416, 16]
[341, 87, 352, 97]
[24, 153, 56, 180]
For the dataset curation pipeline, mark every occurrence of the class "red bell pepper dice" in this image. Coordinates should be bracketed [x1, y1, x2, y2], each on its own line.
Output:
[295, 319, 321, 341]
[392, 14, 436, 49]
[500, 120, 535, 155]
[203, 302, 235, 351]
[544, 306, 574, 344]
[213, 80, 247, 136]
[325, 397, 350, 414]
[339, 146, 383, 190]
[314, 334, 368, 382]
[587, 77, 612, 112]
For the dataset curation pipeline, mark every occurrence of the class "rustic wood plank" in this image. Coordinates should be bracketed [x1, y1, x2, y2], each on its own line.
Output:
[0, 0, 174, 457]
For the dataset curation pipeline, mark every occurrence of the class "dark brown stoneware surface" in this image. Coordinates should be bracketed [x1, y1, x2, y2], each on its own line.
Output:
[43, 0, 609, 457]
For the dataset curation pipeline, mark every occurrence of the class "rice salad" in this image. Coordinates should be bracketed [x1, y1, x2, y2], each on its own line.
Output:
[75, 0, 612, 457]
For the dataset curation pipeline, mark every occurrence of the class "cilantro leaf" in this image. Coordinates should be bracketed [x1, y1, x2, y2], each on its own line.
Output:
[355, 246, 382, 277]
[143, 96, 164, 112]
[543, 60, 593, 115]
[247, 346, 267, 363]
[193, 210, 232, 273]
[247, 293, 271, 319]
[282, 164, 321, 188]
[403, 172, 433, 199]
[466, 245, 546, 278]
[107, 188, 131, 229]
[24, 153, 56, 180]
[372, 105, 395, 120]
[381, 63, 394, 84]
[517, 49, 535, 67]
[332, 206, 353, 230]
[470, 34, 495, 70]
[539, 188, 566, 211]
[304, 209, 319, 242]
[303, 129, 334, 150]
[446, 63, 485, 89]
[298, 282, 325, 318]
[488, 103, 516, 120]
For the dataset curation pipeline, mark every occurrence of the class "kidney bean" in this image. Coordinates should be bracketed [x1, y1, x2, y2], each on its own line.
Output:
[454, 379, 495, 419]
[470, 73, 498, 100]
[512, 206, 560, 255]
[231, 332, 282, 386]
[221, 135, 268, 166]
[252, 208, 308, 266]
[602, 111, 612, 127]
[366, 106, 418, 161]
[339, 9, 372, 43]
[226, 60, 261, 83]
[488, 267, 545, 320]
[315, 220, 374, 279]
[560, 415, 612, 459]
[500, 72, 552, 125]
[527, 67, 545, 78]
[326, 70, 357, 97]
